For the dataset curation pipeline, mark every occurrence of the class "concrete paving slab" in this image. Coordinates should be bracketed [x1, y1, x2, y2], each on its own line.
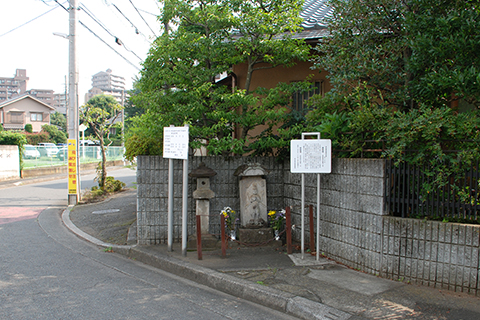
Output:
[307, 265, 403, 296]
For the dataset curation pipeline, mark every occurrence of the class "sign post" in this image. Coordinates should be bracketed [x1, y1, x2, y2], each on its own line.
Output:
[163, 125, 189, 256]
[67, 139, 78, 196]
[290, 133, 331, 260]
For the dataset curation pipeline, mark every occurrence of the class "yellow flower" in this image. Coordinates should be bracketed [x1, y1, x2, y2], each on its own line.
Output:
[268, 210, 276, 216]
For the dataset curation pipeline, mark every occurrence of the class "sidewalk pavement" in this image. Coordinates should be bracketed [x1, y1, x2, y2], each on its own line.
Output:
[7, 172, 479, 320]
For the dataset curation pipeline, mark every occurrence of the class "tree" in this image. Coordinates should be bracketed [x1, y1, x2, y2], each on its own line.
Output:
[128, 0, 310, 158]
[41, 124, 67, 144]
[313, 0, 480, 111]
[80, 95, 123, 190]
[51, 112, 67, 132]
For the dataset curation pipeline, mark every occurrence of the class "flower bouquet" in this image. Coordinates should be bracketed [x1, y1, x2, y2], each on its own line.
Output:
[221, 207, 238, 240]
[268, 209, 285, 240]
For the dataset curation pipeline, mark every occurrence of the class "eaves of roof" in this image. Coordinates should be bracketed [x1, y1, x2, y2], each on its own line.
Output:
[0, 94, 55, 110]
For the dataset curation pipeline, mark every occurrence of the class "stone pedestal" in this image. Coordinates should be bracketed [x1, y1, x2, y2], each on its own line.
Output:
[238, 228, 282, 247]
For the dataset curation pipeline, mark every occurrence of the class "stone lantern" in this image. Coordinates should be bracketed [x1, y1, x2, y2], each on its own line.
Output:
[189, 163, 216, 237]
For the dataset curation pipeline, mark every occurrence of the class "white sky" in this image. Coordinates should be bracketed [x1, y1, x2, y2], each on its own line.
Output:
[0, 0, 161, 104]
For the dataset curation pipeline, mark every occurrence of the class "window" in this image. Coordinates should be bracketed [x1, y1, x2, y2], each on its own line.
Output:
[30, 112, 43, 121]
[10, 112, 24, 123]
[292, 81, 323, 112]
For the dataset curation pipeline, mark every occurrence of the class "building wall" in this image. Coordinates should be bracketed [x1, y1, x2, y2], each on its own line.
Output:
[137, 156, 480, 295]
[231, 60, 331, 138]
[1, 99, 51, 132]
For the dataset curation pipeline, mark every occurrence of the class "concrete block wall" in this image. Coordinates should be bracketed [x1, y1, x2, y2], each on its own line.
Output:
[382, 217, 480, 294]
[137, 156, 479, 294]
[284, 158, 386, 275]
[136, 156, 285, 245]
[0, 145, 20, 181]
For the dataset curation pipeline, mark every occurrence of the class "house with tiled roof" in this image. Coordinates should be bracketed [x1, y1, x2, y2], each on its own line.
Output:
[0, 94, 54, 132]
[231, 0, 333, 113]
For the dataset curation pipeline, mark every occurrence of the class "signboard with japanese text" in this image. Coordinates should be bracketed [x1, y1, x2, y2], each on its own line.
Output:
[290, 139, 332, 173]
[163, 126, 189, 160]
[67, 139, 77, 194]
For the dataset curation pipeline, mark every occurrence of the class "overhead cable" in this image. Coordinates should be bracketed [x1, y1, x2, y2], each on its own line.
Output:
[128, 0, 158, 38]
[79, 21, 141, 71]
[111, 3, 149, 42]
[0, 6, 58, 38]
[79, 3, 143, 60]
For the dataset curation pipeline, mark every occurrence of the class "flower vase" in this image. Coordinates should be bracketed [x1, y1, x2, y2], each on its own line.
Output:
[230, 229, 236, 241]
[274, 230, 280, 241]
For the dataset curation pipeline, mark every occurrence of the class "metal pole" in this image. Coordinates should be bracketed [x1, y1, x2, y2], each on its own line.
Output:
[301, 172, 305, 259]
[317, 132, 321, 261]
[181, 151, 188, 257]
[167, 158, 173, 252]
[181, 124, 189, 256]
[317, 173, 321, 261]
[68, 0, 79, 205]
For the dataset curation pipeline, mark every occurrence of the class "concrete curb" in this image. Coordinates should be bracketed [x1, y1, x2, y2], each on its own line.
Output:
[62, 206, 133, 250]
[62, 207, 352, 320]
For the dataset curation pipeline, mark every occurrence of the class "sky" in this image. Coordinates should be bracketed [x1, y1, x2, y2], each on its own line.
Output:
[0, 0, 161, 104]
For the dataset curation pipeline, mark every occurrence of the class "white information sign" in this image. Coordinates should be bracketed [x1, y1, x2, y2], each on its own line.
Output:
[290, 139, 332, 173]
[163, 126, 189, 159]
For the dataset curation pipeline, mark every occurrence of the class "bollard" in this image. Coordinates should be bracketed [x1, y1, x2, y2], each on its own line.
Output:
[196, 215, 202, 260]
[286, 206, 292, 254]
[309, 204, 315, 252]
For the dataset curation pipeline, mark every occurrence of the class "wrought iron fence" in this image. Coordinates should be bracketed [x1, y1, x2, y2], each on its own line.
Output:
[385, 160, 479, 221]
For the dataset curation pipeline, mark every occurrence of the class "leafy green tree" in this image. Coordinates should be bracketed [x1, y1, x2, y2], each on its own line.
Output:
[41, 124, 67, 144]
[51, 112, 67, 132]
[128, 0, 310, 158]
[313, 0, 480, 110]
[80, 94, 123, 190]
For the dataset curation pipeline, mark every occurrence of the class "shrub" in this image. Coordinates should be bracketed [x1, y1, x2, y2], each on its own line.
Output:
[25, 132, 50, 145]
[25, 124, 33, 133]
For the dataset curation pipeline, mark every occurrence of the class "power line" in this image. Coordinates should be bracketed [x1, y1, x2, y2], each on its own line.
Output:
[128, 0, 158, 38]
[79, 20, 141, 71]
[79, 3, 143, 60]
[111, 3, 149, 42]
[0, 5, 59, 38]
[80, 2, 115, 38]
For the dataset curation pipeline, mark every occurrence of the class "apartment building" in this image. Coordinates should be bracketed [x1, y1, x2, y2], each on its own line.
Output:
[0, 69, 29, 102]
[85, 69, 126, 104]
[25, 89, 54, 107]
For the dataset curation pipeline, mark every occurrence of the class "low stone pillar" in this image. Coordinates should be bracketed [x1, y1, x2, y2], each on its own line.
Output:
[189, 163, 218, 249]
[190, 163, 216, 234]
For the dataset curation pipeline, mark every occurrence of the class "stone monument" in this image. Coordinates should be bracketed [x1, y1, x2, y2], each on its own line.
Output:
[235, 163, 274, 244]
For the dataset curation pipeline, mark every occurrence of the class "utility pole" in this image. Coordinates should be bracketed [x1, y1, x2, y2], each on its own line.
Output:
[68, 0, 79, 205]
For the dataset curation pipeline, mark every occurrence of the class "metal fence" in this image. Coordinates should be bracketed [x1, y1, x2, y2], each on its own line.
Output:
[385, 160, 479, 221]
[22, 145, 124, 169]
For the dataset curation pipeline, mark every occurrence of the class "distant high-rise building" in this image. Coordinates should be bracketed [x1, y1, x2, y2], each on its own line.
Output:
[0, 69, 29, 102]
[53, 93, 67, 115]
[85, 69, 126, 104]
[25, 89, 54, 107]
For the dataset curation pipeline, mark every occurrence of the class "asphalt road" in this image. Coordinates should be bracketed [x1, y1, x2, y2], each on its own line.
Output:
[0, 169, 298, 319]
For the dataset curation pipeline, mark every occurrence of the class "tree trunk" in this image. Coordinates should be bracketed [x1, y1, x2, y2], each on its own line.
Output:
[99, 137, 107, 190]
